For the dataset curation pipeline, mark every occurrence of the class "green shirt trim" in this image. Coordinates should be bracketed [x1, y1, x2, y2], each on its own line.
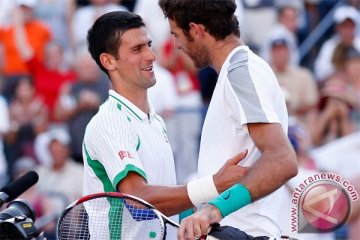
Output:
[110, 94, 142, 121]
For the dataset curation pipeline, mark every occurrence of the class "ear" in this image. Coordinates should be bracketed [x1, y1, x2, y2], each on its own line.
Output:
[189, 22, 206, 38]
[99, 53, 117, 71]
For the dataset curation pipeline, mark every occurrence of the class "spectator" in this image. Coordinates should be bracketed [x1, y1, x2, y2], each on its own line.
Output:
[0, 94, 10, 187]
[262, 2, 302, 65]
[310, 78, 357, 146]
[71, 0, 127, 50]
[55, 52, 109, 163]
[343, 46, 360, 129]
[13, 6, 76, 123]
[269, 37, 319, 122]
[0, 0, 51, 100]
[5, 76, 48, 173]
[34, 0, 76, 66]
[158, 36, 203, 184]
[279, 122, 335, 240]
[148, 63, 178, 120]
[314, 5, 360, 82]
[35, 128, 83, 205]
[133, 0, 170, 52]
[240, 0, 277, 50]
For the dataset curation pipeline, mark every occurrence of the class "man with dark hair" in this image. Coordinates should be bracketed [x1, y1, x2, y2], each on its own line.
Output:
[159, 0, 298, 239]
[83, 10, 248, 239]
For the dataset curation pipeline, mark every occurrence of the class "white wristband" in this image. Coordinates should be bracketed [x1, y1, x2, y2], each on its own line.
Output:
[187, 175, 219, 207]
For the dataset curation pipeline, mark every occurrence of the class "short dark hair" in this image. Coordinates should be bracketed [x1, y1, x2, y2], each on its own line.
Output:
[159, 0, 240, 40]
[87, 11, 145, 75]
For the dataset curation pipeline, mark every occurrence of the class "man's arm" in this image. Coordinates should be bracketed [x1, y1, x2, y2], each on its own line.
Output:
[12, 7, 34, 60]
[241, 122, 298, 200]
[178, 123, 298, 239]
[118, 149, 249, 216]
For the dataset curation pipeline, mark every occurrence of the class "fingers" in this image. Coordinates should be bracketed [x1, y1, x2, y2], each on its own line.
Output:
[178, 216, 208, 240]
[226, 149, 248, 165]
[178, 206, 221, 240]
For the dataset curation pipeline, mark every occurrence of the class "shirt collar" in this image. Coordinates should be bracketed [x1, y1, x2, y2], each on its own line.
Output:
[109, 90, 155, 122]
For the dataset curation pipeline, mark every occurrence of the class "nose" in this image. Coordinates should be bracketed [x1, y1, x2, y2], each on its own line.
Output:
[146, 46, 157, 61]
[173, 38, 182, 50]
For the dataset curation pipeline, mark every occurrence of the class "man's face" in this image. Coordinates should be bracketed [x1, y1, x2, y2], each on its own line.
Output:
[114, 27, 157, 90]
[169, 19, 210, 68]
[271, 44, 290, 70]
[336, 19, 356, 45]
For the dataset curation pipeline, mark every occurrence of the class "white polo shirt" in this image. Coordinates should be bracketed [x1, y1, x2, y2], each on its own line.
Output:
[83, 90, 177, 239]
[197, 46, 288, 238]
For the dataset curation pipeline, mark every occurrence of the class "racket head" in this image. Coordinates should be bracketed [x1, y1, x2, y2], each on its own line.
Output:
[56, 192, 166, 240]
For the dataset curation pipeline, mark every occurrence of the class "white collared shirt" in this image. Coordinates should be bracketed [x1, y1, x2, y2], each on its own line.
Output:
[198, 46, 288, 238]
[83, 90, 177, 239]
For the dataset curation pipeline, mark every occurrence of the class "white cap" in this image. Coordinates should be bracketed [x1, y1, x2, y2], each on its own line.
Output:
[16, 0, 37, 8]
[47, 128, 71, 146]
[333, 5, 359, 25]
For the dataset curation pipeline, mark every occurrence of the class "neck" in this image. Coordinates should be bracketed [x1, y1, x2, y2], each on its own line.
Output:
[209, 36, 243, 73]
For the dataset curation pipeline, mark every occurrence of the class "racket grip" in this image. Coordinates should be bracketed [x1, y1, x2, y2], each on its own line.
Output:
[199, 223, 220, 240]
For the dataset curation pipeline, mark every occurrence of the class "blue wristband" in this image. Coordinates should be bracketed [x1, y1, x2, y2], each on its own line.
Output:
[208, 183, 251, 218]
[179, 208, 195, 222]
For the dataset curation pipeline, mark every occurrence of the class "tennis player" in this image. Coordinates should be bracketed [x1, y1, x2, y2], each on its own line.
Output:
[159, 0, 298, 239]
[83, 11, 249, 239]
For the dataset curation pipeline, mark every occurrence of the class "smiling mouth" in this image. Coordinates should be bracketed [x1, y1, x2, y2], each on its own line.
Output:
[141, 66, 153, 71]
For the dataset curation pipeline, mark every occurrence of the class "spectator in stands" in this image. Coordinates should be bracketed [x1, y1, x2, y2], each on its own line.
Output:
[71, 0, 127, 49]
[0, 0, 51, 100]
[277, 122, 336, 240]
[262, 2, 302, 65]
[269, 37, 319, 123]
[133, 0, 170, 53]
[314, 5, 360, 82]
[240, 0, 277, 50]
[34, 0, 76, 66]
[158, 35, 203, 184]
[55, 52, 109, 163]
[35, 128, 83, 204]
[310, 78, 357, 146]
[342, 46, 360, 130]
[13, 6, 76, 123]
[0, 94, 10, 187]
[148, 63, 178, 121]
[344, 47, 360, 103]
[5, 76, 48, 173]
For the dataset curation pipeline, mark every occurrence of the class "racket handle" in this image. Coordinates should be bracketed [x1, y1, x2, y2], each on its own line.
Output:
[199, 223, 220, 240]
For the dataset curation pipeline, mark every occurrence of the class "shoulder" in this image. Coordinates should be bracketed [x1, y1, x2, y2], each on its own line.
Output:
[85, 101, 134, 138]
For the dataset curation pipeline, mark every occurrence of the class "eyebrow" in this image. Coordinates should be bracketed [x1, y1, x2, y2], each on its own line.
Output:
[130, 40, 152, 50]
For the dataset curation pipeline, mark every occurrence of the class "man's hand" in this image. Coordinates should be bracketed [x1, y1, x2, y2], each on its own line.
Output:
[178, 204, 221, 240]
[213, 149, 249, 193]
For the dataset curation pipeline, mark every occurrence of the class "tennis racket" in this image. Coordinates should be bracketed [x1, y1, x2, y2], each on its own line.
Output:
[56, 192, 183, 240]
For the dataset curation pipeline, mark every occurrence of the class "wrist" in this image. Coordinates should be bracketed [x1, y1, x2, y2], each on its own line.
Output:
[205, 204, 223, 223]
[187, 175, 219, 207]
[208, 183, 251, 218]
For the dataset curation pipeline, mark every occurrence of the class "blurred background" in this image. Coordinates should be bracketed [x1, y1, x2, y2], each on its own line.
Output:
[0, 0, 359, 239]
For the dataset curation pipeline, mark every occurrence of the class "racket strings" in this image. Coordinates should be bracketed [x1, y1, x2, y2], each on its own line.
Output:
[57, 196, 165, 240]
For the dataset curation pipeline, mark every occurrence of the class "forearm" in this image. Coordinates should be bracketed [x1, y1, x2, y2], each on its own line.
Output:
[117, 172, 231, 216]
[311, 111, 332, 146]
[13, 11, 33, 60]
[125, 184, 193, 216]
[241, 147, 297, 201]
[242, 123, 298, 201]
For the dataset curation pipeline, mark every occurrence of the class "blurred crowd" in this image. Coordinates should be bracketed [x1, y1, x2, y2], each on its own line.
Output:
[0, 0, 359, 239]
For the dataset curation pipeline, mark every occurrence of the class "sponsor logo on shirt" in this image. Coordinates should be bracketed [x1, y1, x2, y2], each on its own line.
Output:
[118, 150, 134, 160]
